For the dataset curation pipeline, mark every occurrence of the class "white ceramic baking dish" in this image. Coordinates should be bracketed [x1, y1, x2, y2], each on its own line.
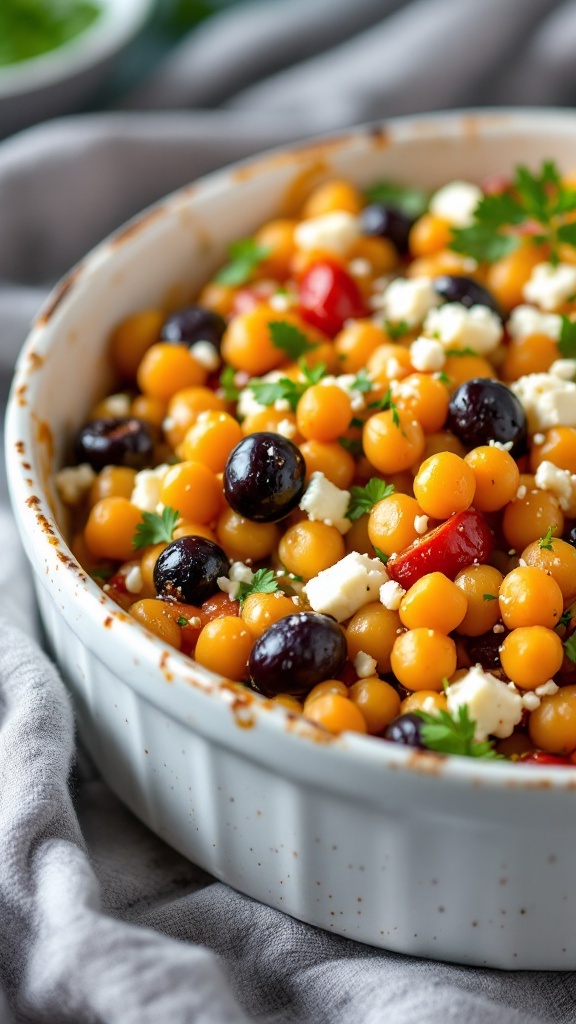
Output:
[7, 109, 576, 971]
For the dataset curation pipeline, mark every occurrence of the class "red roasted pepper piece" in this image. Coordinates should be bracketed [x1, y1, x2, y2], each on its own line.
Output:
[297, 260, 368, 336]
[386, 509, 494, 589]
[521, 752, 574, 767]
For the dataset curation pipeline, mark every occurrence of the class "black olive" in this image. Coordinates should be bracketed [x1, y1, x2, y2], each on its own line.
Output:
[224, 432, 306, 523]
[447, 378, 528, 457]
[360, 203, 415, 254]
[249, 612, 347, 696]
[153, 536, 229, 605]
[384, 713, 427, 749]
[76, 417, 154, 472]
[160, 305, 227, 350]
[433, 274, 502, 318]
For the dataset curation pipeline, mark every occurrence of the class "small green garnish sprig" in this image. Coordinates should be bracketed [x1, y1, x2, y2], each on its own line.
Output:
[368, 388, 400, 427]
[346, 477, 395, 521]
[415, 705, 502, 759]
[214, 238, 271, 287]
[236, 568, 279, 606]
[564, 633, 576, 664]
[558, 316, 576, 359]
[539, 526, 555, 551]
[247, 361, 326, 412]
[384, 319, 411, 341]
[482, 593, 498, 602]
[219, 365, 240, 401]
[449, 160, 576, 264]
[268, 320, 318, 360]
[364, 180, 429, 219]
[133, 506, 179, 550]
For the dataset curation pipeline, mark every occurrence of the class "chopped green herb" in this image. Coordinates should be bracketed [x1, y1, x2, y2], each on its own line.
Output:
[90, 567, 114, 581]
[373, 547, 389, 564]
[539, 526, 555, 551]
[346, 477, 395, 521]
[445, 347, 477, 357]
[482, 593, 498, 601]
[559, 609, 573, 628]
[349, 416, 365, 429]
[133, 506, 179, 551]
[351, 369, 373, 393]
[368, 388, 400, 427]
[214, 238, 271, 287]
[364, 180, 429, 219]
[268, 320, 318, 360]
[415, 705, 502, 759]
[248, 361, 326, 412]
[339, 437, 363, 456]
[384, 319, 411, 341]
[558, 315, 576, 360]
[0, 0, 101, 67]
[436, 371, 451, 385]
[177, 615, 189, 627]
[236, 568, 279, 606]
[450, 160, 576, 264]
[219, 365, 240, 401]
[564, 633, 576, 664]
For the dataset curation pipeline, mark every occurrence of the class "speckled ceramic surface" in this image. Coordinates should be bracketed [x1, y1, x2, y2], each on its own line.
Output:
[7, 110, 576, 970]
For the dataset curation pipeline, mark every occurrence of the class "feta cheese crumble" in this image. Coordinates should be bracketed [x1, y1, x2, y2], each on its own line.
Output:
[379, 579, 406, 610]
[429, 180, 483, 227]
[409, 337, 446, 372]
[130, 464, 170, 513]
[511, 373, 576, 432]
[55, 463, 96, 506]
[523, 261, 576, 311]
[354, 651, 378, 678]
[190, 341, 221, 371]
[229, 562, 254, 584]
[550, 358, 576, 381]
[299, 472, 351, 534]
[507, 304, 562, 341]
[125, 565, 144, 595]
[379, 276, 440, 328]
[446, 664, 523, 741]
[414, 515, 429, 535]
[294, 212, 360, 256]
[303, 552, 389, 622]
[423, 303, 503, 354]
[534, 460, 576, 510]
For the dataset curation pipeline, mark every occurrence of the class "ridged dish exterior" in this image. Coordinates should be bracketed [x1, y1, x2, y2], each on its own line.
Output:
[8, 111, 576, 969]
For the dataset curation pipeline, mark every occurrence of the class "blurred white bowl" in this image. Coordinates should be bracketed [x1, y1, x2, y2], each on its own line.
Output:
[7, 109, 576, 970]
[0, 0, 154, 137]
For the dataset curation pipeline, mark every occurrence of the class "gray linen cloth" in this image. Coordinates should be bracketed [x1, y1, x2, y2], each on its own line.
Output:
[3, 1, 576, 1021]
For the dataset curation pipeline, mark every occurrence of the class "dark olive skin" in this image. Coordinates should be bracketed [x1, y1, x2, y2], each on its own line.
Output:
[160, 305, 227, 349]
[433, 274, 502, 318]
[447, 378, 528, 457]
[249, 612, 347, 697]
[224, 432, 306, 523]
[76, 417, 154, 472]
[360, 203, 415, 254]
[465, 631, 508, 671]
[153, 536, 229, 605]
[384, 713, 427, 749]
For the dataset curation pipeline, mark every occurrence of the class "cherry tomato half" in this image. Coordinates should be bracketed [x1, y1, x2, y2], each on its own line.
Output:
[298, 260, 368, 337]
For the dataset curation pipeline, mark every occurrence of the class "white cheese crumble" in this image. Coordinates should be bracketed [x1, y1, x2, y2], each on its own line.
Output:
[354, 650, 378, 678]
[492, 623, 505, 634]
[535, 680, 559, 697]
[534, 460, 576, 511]
[277, 418, 296, 439]
[409, 337, 446, 372]
[319, 373, 368, 411]
[299, 472, 351, 535]
[237, 371, 284, 420]
[294, 211, 360, 256]
[550, 358, 576, 381]
[507, 304, 562, 341]
[187, 616, 202, 628]
[446, 664, 523, 741]
[511, 372, 576, 432]
[523, 261, 576, 311]
[423, 302, 503, 354]
[303, 552, 389, 622]
[125, 565, 144, 595]
[379, 579, 406, 610]
[488, 438, 513, 452]
[269, 292, 295, 312]
[348, 257, 372, 277]
[99, 393, 132, 418]
[55, 463, 96, 506]
[521, 692, 541, 711]
[130, 464, 170, 513]
[429, 180, 483, 227]
[379, 276, 440, 328]
[190, 341, 220, 371]
[414, 515, 429, 535]
[533, 433, 545, 445]
[516, 484, 527, 500]
[228, 561, 254, 585]
[217, 576, 241, 600]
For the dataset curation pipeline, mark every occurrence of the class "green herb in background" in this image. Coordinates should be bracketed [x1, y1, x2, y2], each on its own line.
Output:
[415, 705, 502, 759]
[364, 181, 429, 219]
[0, 0, 101, 66]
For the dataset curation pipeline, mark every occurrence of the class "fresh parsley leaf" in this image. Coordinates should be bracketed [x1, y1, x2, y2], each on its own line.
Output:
[177, 615, 189, 627]
[349, 416, 365, 429]
[236, 568, 279, 606]
[559, 608, 573, 628]
[268, 320, 318, 360]
[373, 547, 389, 564]
[449, 160, 576, 264]
[339, 437, 363, 456]
[445, 347, 478, 357]
[300, 360, 327, 385]
[90, 567, 114, 581]
[539, 526, 555, 551]
[214, 238, 271, 287]
[220, 365, 240, 401]
[364, 180, 429, 219]
[415, 705, 502, 759]
[368, 388, 400, 427]
[482, 593, 498, 601]
[564, 633, 576, 664]
[248, 361, 327, 412]
[384, 319, 411, 340]
[351, 369, 373, 393]
[133, 506, 179, 550]
[346, 477, 395, 521]
[436, 371, 451, 385]
[558, 315, 576, 359]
